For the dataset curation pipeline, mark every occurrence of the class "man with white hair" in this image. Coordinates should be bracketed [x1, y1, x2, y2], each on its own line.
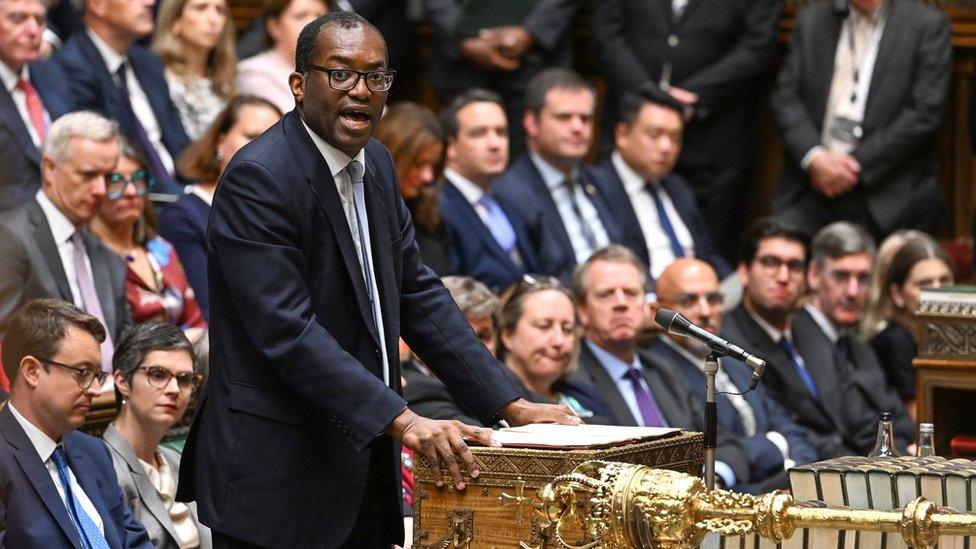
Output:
[0, 110, 130, 373]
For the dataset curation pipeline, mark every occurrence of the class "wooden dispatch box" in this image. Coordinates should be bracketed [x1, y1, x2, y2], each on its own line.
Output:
[412, 430, 704, 548]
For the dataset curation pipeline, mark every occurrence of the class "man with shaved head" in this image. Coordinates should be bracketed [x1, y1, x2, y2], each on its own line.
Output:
[650, 259, 817, 491]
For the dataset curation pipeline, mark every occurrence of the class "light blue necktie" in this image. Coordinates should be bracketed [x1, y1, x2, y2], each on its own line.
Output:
[51, 446, 110, 549]
[777, 336, 819, 398]
[345, 160, 390, 388]
[478, 194, 517, 253]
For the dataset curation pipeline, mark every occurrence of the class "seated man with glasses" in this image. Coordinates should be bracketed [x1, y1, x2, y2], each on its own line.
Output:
[650, 258, 817, 493]
[90, 140, 207, 344]
[103, 322, 211, 548]
[0, 111, 131, 375]
[0, 298, 152, 548]
[721, 220, 874, 459]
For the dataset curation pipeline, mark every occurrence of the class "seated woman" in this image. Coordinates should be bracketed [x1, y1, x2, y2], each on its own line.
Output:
[374, 102, 451, 275]
[236, 0, 328, 113]
[868, 233, 954, 415]
[103, 323, 210, 548]
[158, 96, 282, 319]
[496, 276, 608, 421]
[90, 142, 207, 341]
[153, 0, 237, 139]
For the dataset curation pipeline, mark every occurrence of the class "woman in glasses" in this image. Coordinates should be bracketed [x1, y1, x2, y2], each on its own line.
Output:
[90, 141, 206, 342]
[103, 322, 211, 548]
[496, 276, 608, 421]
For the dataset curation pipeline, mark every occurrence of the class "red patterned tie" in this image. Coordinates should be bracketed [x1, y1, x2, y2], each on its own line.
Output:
[16, 79, 46, 140]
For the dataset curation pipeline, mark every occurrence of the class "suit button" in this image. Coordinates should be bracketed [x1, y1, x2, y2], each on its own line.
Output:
[374, 348, 381, 358]
[668, 35, 679, 47]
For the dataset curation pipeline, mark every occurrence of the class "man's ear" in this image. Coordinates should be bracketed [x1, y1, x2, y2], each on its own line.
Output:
[807, 262, 821, 292]
[289, 72, 304, 105]
[19, 356, 43, 389]
[523, 110, 538, 140]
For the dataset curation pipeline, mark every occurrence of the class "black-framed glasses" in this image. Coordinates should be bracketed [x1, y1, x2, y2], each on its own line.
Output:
[107, 170, 155, 200]
[306, 65, 397, 92]
[36, 357, 107, 389]
[138, 366, 203, 392]
[755, 255, 806, 276]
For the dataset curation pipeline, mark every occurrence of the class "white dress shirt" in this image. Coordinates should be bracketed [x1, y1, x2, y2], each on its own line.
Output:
[8, 403, 105, 535]
[0, 61, 50, 147]
[87, 30, 175, 176]
[444, 167, 489, 224]
[35, 190, 93, 309]
[611, 151, 694, 278]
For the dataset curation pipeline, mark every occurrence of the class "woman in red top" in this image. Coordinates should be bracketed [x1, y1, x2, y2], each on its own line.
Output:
[90, 141, 207, 343]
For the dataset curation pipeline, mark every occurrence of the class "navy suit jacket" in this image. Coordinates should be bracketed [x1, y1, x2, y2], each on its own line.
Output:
[0, 60, 71, 211]
[157, 193, 211, 319]
[55, 32, 189, 194]
[493, 154, 622, 281]
[0, 405, 151, 548]
[439, 178, 538, 291]
[177, 111, 520, 547]
[649, 338, 817, 492]
[588, 158, 731, 285]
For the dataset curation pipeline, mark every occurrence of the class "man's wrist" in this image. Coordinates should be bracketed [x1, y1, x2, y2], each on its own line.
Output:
[801, 146, 826, 170]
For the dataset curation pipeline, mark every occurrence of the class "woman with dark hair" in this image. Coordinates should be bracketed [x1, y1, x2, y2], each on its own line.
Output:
[103, 323, 210, 548]
[868, 234, 954, 412]
[158, 96, 282, 318]
[496, 276, 608, 421]
[373, 102, 453, 275]
[90, 142, 207, 341]
[235, 0, 328, 113]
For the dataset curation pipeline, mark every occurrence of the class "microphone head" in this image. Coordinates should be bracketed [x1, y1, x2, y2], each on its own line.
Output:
[654, 308, 690, 335]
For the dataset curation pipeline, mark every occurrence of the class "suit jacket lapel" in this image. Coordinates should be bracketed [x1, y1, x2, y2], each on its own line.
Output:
[443, 182, 520, 278]
[0, 407, 85, 549]
[522, 158, 575, 263]
[812, 12, 845, 127]
[28, 201, 73, 300]
[673, 0, 705, 32]
[83, 233, 117, 338]
[577, 344, 638, 426]
[0, 85, 41, 167]
[64, 437, 122, 549]
[863, 0, 903, 126]
[636, 348, 688, 428]
[102, 425, 179, 545]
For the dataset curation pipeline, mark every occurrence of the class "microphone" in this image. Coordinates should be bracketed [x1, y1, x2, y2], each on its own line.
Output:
[655, 308, 767, 390]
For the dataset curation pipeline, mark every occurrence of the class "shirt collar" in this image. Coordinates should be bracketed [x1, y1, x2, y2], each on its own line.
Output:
[585, 338, 642, 381]
[35, 189, 80, 244]
[300, 117, 366, 179]
[528, 150, 576, 192]
[0, 61, 28, 93]
[611, 150, 659, 195]
[746, 305, 792, 343]
[87, 29, 126, 74]
[187, 185, 214, 207]
[444, 167, 485, 206]
[804, 303, 841, 343]
[7, 402, 59, 462]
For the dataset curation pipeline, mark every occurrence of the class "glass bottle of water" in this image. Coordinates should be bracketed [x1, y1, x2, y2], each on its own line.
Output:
[916, 423, 936, 457]
[868, 412, 902, 457]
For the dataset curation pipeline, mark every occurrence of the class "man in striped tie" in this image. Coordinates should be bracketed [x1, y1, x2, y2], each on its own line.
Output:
[0, 298, 151, 548]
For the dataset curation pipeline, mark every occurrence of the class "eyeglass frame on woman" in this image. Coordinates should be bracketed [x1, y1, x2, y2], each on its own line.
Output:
[138, 365, 203, 392]
[106, 170, 155, 201]
[305, 65, 397, 92]
[35, 357, 107, 389]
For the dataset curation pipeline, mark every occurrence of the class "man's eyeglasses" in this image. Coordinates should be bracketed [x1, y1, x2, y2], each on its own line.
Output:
[36, 357, 107, 389]
[106, 170, 155, 200]
[670, 291, 724, 310]
[755, 255, 806, 276]
[828, 270, 871, 287]
[139, 366, 203, 392]
[306, 65, 397, 92]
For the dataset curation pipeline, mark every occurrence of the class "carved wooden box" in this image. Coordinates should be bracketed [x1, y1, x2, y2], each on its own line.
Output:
[412, 431, 704, 548]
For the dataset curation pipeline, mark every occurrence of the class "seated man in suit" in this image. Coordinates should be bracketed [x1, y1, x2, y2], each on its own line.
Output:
[803, 221, 914, 451]
[0, 298, 151, 548]
[568, 244, 749, 487]
[721, 220, 875, 458]
[0, 0, 71, 211]
[403, 275, 498, 426]
[590, 84, 730, 287]
[0, 111, 130, 374]
[439, 89, 538, 290]
[652, 258, 818, 492]
[54, 0, 189, 195]
[495, 68, 621, 281]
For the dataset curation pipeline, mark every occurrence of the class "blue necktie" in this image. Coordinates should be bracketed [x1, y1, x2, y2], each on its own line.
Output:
[646, 182, 685, 258]
[346, 160, 390, 388]
[624, 367, 667, 427]
[478, 194, 517, 253]
[777, 336, 818, 398]
[116, 63, 172, 187]
[51, 447, 110, 549]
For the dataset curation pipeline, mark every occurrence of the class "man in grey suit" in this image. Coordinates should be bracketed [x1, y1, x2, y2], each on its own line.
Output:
[0, 111, 130, 373]
[771, 0, 952, 241]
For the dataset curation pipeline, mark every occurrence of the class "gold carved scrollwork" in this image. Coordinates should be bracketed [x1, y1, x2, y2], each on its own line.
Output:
[414, 509, 474, 549]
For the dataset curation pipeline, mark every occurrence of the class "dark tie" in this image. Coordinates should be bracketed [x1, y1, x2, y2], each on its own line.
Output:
[777, 336, 818, 398]
[478, 194, 516, 253]
[70, 231, 113, 372]
[16, 78, 46, 140]
[51, 447, 110, 549]
[116, 63, 171, 184]
[564, 176, 598, 251]
[624, 367, 666, 427]
[646, 182, 685, 258]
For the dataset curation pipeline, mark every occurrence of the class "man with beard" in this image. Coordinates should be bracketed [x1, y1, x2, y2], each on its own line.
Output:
[721, 220, 875, 458]
[650, 258, 817, 492]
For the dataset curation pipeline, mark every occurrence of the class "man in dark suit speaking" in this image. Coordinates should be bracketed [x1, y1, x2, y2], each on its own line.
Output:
[177, 12, 577, 548]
